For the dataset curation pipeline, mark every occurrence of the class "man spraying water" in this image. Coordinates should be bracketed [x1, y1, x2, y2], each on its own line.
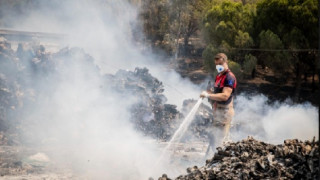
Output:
[200, 53, 237, 155]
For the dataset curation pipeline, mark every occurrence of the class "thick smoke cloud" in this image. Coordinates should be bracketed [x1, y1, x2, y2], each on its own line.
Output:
[1, 0, 188, 178]
[5, 0, 201, 106]
[232, 94, 319, 144]
[0, 0, 318, 179]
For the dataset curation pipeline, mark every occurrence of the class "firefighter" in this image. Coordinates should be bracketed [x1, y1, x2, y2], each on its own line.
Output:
[200, 53, 237, 153]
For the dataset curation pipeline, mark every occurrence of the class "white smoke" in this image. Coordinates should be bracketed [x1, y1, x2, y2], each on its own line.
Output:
[0, 0, 319, 179]
[232, 94, 319, 144]
[7, 0, 201, 107]
[261, 101, 318, 143]
[1, 0, 188, 179]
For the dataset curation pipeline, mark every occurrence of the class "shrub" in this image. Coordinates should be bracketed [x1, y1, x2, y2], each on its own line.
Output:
[202, 44, 219, 72]
[228, 60, 242, 80]
[243, 54, 257, 75]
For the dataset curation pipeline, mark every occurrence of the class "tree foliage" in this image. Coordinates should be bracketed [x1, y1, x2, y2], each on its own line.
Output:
[243, 54, 257, 74]
[253, 0, 318, 99]
[140, 0, 169, 44]
[139, 0, 209, 55]
[202, 44, 219, 72]
[228, 60, 242, 80]
[202, 0, 256, 64]
[258, 30, 289, 71]
[203, 1, 255, 47]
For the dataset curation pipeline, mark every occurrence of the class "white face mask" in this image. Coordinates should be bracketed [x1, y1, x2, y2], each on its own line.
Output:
[216, 65, 224, 73]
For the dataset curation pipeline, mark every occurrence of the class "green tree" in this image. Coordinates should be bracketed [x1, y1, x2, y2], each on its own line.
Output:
[243, 53, 257, 78]
[229, 60, 242, 80]
[140, 0, 209, 56]
[140, 0, 170, 46]
[258, 30, 289, 71]
[235, 30, 253, 48]
[254, 0, 318, 102]
[202, 44, 219, 72]
[168, 0, 209, 57]
[202, 0, 256, 63]
[243, 54, 257, 71]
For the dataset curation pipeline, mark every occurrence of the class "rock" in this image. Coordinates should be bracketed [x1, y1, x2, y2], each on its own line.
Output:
[158, 173, 171, 180]
[27, 153, 50, 163]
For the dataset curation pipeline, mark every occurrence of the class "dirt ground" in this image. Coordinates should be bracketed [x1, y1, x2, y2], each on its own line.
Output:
[0, 141, 210, 179]
[0, 145, 78, 179]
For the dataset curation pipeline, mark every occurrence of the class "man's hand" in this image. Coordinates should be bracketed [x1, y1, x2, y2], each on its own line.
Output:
[200, 91, 209, 99]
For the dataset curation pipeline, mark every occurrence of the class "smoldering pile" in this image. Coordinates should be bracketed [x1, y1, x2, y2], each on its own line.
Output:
[159, 136, 319, 180]
[104, 67, 183, 140]
[0, 37, 101, 144]
[104, 72, 215, 141]
[0, 37, 215, 143]
[179, 99, 214, 141]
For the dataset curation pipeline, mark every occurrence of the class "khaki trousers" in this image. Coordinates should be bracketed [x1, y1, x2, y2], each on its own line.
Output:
[213, 102, 234, 126]
[212, 101, 234, 143]
[205, 100, 234, 155]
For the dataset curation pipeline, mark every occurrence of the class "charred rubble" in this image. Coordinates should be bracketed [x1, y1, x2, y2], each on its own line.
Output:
[159, 136, 319, 180]
[0, 37, 215, 143]
[180, 99, 214, 142]
[0, 37, 20, 139]
[104, 69, 219, 141]
[104, 67, 183, 140]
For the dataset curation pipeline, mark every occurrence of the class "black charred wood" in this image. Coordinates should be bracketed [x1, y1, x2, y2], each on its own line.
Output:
[160, 137, 319, 180]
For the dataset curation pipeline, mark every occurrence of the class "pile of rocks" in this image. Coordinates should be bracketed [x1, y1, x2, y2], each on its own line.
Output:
[162, 136, 319, 179]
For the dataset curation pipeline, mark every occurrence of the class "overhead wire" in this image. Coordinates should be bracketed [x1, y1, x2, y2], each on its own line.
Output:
[230, 48, 319, 52]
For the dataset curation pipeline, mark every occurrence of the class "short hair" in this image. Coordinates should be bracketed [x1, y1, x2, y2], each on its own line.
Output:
[214, 53, 228, 62]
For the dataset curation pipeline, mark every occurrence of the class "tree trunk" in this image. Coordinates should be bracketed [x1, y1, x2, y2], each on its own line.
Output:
[175, 11, 181, 59]
[311, 68, 316, 92]
[184, 34, 189, 47]
[304, 72, 308, 82]
[183, 34, 190, 56]
[294, 61, 302, 103]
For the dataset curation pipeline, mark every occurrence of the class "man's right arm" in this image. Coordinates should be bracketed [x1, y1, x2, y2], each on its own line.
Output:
[207, 87, 232, 102]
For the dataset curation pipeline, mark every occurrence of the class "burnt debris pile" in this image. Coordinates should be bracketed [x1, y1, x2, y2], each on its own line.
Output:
[107, 69, 217, 141]
[0, 37, 101, 144]
[180, 99, 214, 141]
[162, 136, 319, 180]
[104, 67, 182, 140]
[1, 38, 214, 142]
[0, 37, 21, 140]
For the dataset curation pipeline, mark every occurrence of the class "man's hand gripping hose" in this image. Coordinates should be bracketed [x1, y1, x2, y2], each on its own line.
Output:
[200, 91, 209, 99]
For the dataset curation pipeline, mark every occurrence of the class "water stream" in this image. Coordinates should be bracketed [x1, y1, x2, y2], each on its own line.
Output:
[156, 98, 203, 165]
